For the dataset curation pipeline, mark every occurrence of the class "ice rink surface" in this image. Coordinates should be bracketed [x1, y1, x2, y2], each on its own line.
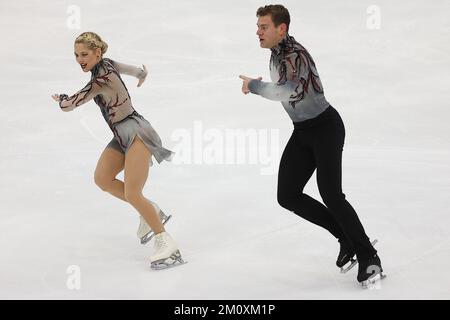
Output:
[0, 0, 449, 299]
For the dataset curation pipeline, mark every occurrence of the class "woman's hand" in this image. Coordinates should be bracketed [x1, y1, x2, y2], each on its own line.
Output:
[51, 94, 61, 102]
[137, 64, 148, 87]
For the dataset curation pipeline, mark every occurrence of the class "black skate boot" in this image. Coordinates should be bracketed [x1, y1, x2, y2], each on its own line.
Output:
[336, 239, 356, 273]
[357, 253, 386, 288]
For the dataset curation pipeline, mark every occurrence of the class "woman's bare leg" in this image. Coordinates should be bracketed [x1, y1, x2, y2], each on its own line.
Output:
[94, 147, 162, 214]
[124, 136, 164, 234]
[94, 147, 127, 201]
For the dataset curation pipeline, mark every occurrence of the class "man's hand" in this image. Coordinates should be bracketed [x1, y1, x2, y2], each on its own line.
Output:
[239, 75, 262, 95]
[137, 64, 148, 87]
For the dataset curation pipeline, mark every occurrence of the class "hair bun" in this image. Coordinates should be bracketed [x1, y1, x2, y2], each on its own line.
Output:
[101, 41, 108, 54]
[75, 32, 109, 56]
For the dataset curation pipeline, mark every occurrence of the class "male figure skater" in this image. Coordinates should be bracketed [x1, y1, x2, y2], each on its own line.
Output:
[239, 4, 384, 287]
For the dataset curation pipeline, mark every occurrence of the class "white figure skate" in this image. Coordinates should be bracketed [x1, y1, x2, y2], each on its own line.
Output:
[150, 231, 185, 270]
[137, 201, 172, 245]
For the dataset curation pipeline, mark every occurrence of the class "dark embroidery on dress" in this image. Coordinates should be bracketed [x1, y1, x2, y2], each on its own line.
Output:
[59, 58, 135, 129]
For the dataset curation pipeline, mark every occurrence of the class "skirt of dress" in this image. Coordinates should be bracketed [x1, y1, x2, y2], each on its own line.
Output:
[105, 111, 174, 166]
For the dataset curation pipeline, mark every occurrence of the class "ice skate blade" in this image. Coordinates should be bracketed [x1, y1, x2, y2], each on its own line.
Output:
[150, 251, 186, 270]
[340, 239, 379, 274]
[361, 273, 386, 289]
[140, 215, 172, 245]
[340, 259, 357, 273]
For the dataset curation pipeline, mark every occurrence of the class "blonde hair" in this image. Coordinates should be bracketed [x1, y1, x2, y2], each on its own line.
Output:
[75, 32, 108, 55]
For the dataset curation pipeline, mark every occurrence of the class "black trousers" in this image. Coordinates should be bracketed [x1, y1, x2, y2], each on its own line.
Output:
[277, 105, 376, 260]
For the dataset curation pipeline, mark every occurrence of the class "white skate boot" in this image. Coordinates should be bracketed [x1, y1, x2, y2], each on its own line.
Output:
[150, 231, 185, 270]
[137, 201, 172, 245]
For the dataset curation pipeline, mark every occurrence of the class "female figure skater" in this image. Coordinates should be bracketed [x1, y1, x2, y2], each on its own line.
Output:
[52, 32, 184, 269]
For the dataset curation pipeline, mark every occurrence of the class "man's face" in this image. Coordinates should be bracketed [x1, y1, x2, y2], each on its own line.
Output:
[256, 15, 286, 49]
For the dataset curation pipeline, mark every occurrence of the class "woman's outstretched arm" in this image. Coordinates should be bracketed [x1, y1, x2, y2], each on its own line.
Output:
[52, 73, 109, 111]
[109, 59, 148, 87]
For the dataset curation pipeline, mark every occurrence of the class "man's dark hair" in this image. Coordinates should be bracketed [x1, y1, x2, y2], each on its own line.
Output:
[256, 4, 290, 32]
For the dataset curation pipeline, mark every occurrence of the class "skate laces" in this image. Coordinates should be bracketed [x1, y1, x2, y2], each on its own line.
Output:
[155, 233, 168, 250]
[159, 210, 167, 221]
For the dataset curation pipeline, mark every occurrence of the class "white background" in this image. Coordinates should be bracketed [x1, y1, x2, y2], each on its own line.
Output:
[0, 0, 449, 299]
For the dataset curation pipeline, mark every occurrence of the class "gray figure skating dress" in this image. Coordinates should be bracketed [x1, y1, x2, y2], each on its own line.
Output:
[59, 58, 174, 165]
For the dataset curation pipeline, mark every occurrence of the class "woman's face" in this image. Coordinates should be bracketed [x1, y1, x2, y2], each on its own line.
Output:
[74, 43, 101, 72]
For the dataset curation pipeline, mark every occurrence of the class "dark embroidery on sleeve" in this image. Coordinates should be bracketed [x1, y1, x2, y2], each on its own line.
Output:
[59, 72, 112, 109]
